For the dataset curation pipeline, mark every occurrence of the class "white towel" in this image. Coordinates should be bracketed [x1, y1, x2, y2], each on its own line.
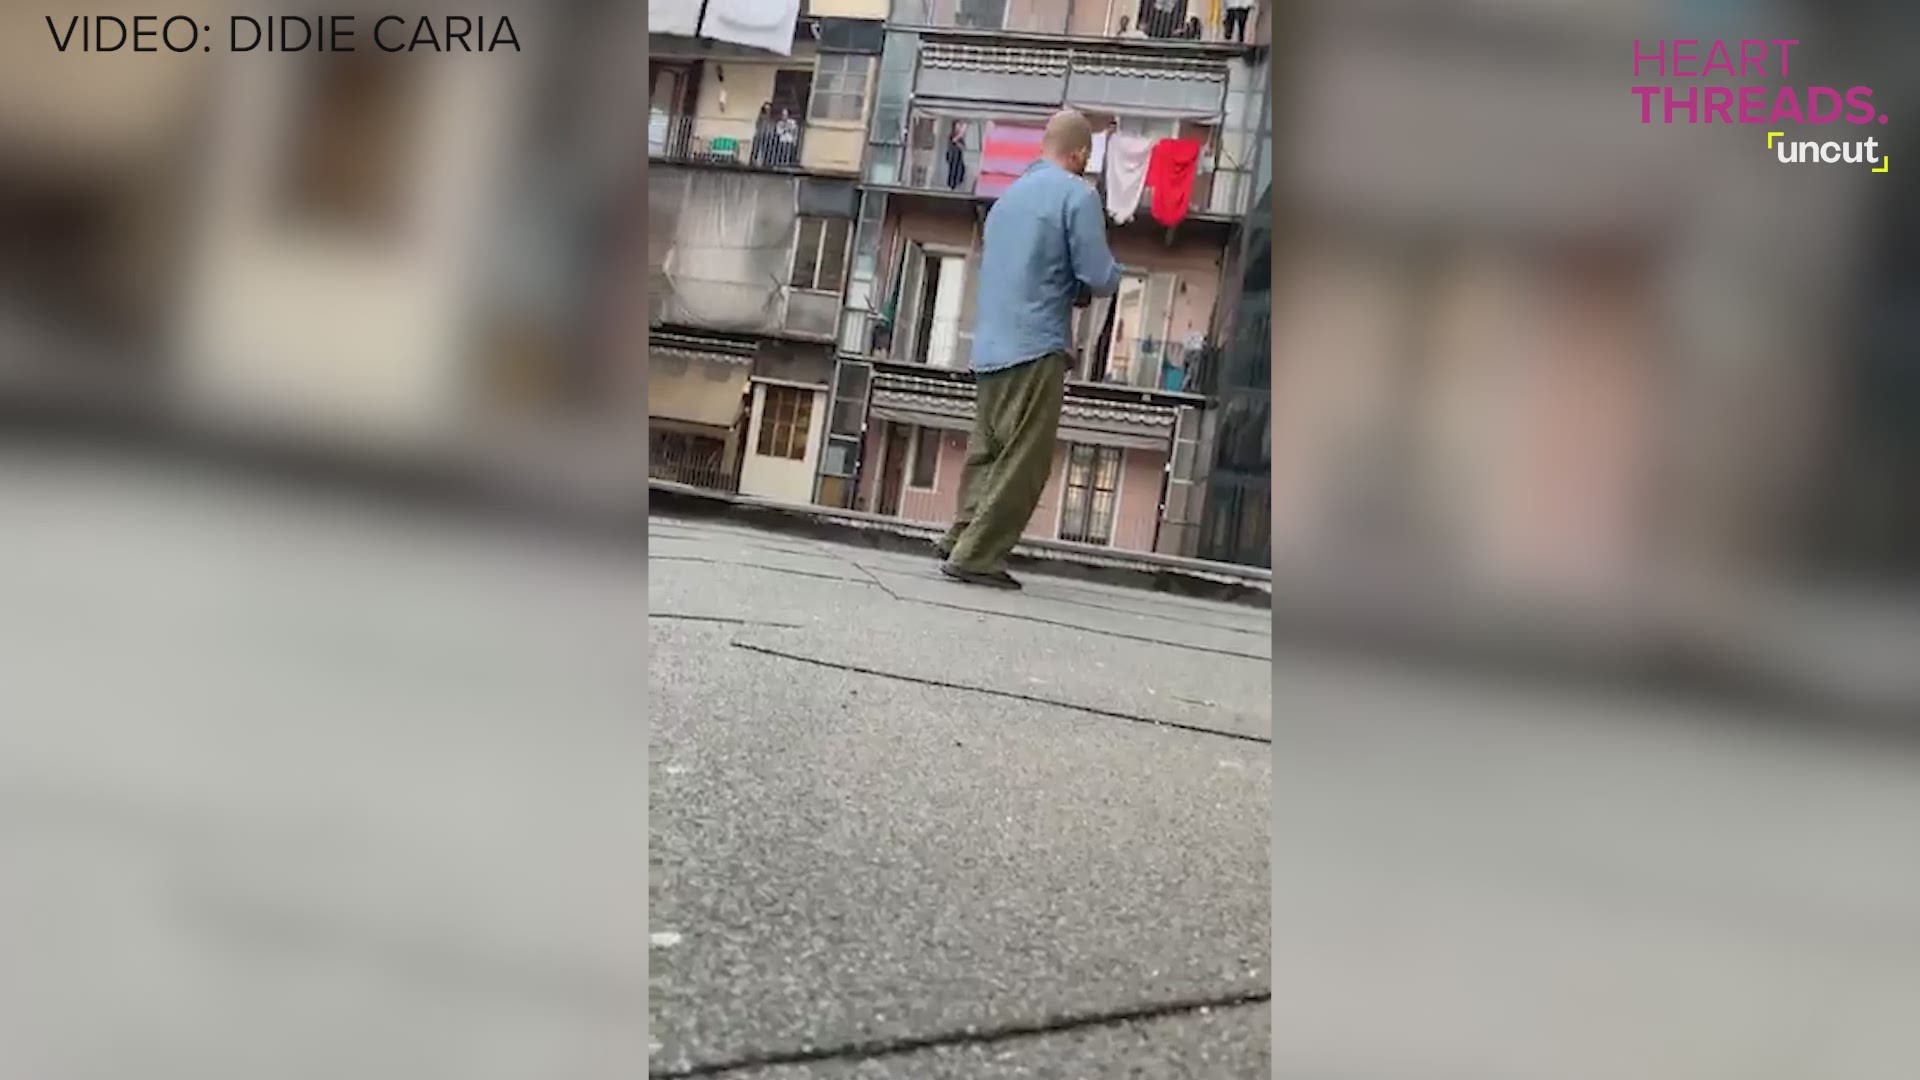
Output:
[699, 0, 801, 55]
[649, 0, 702, 35]
[1103, 134, 1152, 224]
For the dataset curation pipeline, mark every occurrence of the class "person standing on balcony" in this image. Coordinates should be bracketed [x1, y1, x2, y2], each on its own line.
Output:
[946, 122, 968, 190]
[1223, 0, 1253, 42]
[937, 109, 1123, 589]
[751, 103, 773, 166]
[775, 108, 800, 166]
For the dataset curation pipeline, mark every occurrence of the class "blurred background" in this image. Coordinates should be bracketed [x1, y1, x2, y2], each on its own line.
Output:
[3, 0, 1915, 690]
[1, 0, 1917, 1075]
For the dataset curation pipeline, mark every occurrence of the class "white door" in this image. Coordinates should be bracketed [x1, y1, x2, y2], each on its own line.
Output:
[738, 382, 826, 504]
[926, 255, 967, 370]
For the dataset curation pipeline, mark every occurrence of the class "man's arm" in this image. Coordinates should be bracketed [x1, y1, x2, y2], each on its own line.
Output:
[1066, 189, 1123, 297]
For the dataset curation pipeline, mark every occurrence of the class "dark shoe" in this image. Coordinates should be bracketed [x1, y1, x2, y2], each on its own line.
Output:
[940, 562, 1022, 590]
[933, 539, 954, 560]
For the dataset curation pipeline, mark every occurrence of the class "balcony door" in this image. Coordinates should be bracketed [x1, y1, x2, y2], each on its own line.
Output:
[897, 244, 969, 370]
[1082, 271, 1176, 387]
[650, 64, 694, 157]
[771, 69, 813, 115]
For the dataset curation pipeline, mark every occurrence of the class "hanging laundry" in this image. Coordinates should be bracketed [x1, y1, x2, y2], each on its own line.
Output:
[1145, 137, 1203, 227]
[1223, 0, 1253, 42]
[976, 121, 1046, 197]
[651, 0, 702, 36]
[1102, 133, 1153, 224]
[699, 0, 801, 56]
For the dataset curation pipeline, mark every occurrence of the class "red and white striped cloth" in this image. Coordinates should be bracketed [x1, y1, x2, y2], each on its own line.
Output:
[976, 122, 1046, 197]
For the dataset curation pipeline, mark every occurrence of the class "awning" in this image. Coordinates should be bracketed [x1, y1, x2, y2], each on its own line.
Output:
[870, 383, 1179, 451]
[920, 43, 1072, 76]
[649, 347, 752, 429]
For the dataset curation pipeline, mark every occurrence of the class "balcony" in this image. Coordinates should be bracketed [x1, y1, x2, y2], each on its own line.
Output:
[886, 121, 1249, 219]
[650, 430, 738, 493]
[648, 111, 810, 170]
[856, 312, 1213, 396]
[1074, 335, 1210, 392]
[890, 0, 1257, 45]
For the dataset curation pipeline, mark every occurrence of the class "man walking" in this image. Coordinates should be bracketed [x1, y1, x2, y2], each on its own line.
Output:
[937, 109, 1122, 589]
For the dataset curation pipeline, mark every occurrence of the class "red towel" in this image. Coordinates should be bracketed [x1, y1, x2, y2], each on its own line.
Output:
[1144, 137, 1204, 226]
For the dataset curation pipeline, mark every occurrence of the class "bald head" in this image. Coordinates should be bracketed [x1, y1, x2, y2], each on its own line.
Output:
[1042, 109, 1095, 174]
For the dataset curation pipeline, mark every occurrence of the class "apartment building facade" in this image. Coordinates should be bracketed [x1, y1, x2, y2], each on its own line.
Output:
[812, 0, 1272, 557]
[644, 2, 891, 504]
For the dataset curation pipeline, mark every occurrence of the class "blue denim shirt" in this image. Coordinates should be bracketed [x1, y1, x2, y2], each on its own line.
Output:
[971, 160, 1123, 374]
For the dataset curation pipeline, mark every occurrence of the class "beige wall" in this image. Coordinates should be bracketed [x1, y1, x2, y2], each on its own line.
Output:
[807, 0, 890, 16]
[691, 61, 800, 146]
[801, 125, 866, 174]
[649, 358, 750, 428]
[179, 50, 525, 449]
[0, 2, 216, 165]
[1068, 0, 1117, 36]
[888, 205, 980, 252]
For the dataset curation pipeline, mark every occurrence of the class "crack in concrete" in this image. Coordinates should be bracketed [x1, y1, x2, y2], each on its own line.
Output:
[841, 561, 1267, 660]
[729, 641, 1270, 746]
[896, 595, 1269, 662]
[648, 555, 877, 585]
[651, 613, 807, 629]
[649, 533, 837, 560]
[648, 988, 1271, 1077]
[858, 563, 1272, 638]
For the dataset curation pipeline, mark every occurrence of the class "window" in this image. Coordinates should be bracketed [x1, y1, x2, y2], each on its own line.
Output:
[790, 217, 853, 292]
[1059, 444, 1122, 545]
[908, 426, 941, 488]
[755, 384, 816, 460]
[809, 55, 871, 123]
[282, 53, 415, 229]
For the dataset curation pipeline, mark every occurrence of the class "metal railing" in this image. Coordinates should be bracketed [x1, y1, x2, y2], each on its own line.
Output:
[1080, 336, 1209, 391]
[649, 431, 736, 493]
[876, 313, 969, 370]
[890, 0, 1250, 41]
[648, 111, 807, 169]
[893, 133, 1241, 217]
[902, 142, 983, 196]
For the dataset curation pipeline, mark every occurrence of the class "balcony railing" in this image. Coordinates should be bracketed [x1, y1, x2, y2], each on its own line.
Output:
[857, 310, 1213, 395]
[891, 0, 1252, 42]
[648, 111, 807, 170]
[894, 137, 1242, 217]
[650, 431, 737, 492]
[874, 313, 970, 370]
[1078, 336, 1209, 392]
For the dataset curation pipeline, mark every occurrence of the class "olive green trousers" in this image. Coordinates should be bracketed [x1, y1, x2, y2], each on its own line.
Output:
[941, 353, 1068, 572]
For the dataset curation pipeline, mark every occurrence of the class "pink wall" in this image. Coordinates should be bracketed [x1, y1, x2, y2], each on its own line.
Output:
[1111, 447, 1167, 551]
[861, 422, 1165, 552]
